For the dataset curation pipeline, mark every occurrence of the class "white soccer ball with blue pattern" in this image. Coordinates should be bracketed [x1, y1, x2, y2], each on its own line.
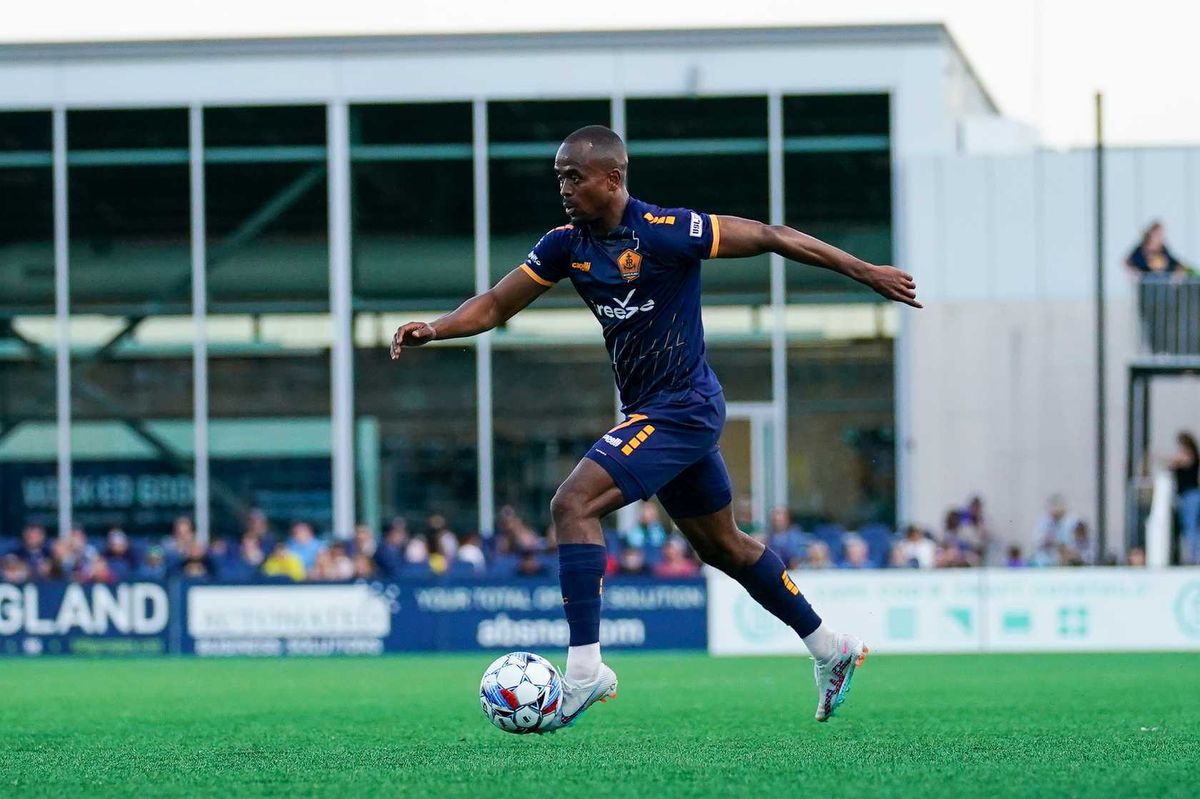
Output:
[479, 651, 562, 734]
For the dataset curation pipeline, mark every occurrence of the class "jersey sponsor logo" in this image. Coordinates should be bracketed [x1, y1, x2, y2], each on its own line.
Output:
[689, 212, 703, 238]
[643, 212, 677, 225]
[603, 434, 623, 447]
[571, 261, 592, 273]
[592, 288, 655, 320]
[617, 249, 642, 282]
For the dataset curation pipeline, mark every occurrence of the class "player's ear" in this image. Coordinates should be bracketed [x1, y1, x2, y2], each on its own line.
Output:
[607, 168, 623, 191]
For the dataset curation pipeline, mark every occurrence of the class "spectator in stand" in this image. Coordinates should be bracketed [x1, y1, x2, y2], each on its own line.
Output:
[1064, 521, 1095, 566]
[838, 535, 871, 569]
[1029, 532, 1062, 568]
[63, 524, 98, 578]
[457, 533, 487, 574]
[263, 539, 305, 581]
[163, 516, 196, 569]
[13, 523, 52, 574]
[942, 510, 979, 566]
[1, 553, 30, 583]
[617, 545, 653, 576]
[352, 552, 376, 579]
[804, 541, 833, 570]
[374, 519, 409, 579]
[515, 548, 549, 578]
[733, 496, 763, 538]
[1170, 431, 1200, 565]
[1127, 546, 1147, 567]
[894, 524, 936, 569]
[1126, 221, 1186, 277]
[214, 533, 264, 582]
[351, 523, 377, 560]
[767, 506, 810, 566]
[243, 507, 274, 552]
[286, 522, 323, 573]
[87, 556, 118, 585]
[1034, 494, 1078, 550]
[624, 501, 668, 552]
[653, 538, 700, 578]
[103, 528, 138, 580]
[133, 546, 167, 581]
[1005, 545, 1026, 568]
[325, 542, 355, 580]
[180, 542, 211, 579]
[959, 495, 994, 565]
[404, 535, 430, 567]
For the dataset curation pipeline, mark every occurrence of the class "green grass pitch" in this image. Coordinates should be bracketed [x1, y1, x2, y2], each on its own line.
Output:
[2, 652, 1197, 797]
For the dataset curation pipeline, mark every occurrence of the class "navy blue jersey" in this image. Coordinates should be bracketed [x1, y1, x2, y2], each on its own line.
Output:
[520, 197, 723, 411]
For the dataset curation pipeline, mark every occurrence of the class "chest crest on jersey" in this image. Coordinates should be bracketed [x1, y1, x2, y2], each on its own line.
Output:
[617, 249, 642, 282]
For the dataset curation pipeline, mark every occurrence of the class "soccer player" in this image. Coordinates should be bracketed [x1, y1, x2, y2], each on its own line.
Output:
[391, 125, 921, 729]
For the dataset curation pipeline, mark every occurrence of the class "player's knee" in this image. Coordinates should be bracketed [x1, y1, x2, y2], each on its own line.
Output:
[549, 485, 586, 527]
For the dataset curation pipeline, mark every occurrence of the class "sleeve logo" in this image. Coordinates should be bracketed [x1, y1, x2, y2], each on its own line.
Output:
[689, 212, 703, 238]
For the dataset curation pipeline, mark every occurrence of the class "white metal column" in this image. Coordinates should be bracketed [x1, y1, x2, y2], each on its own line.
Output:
[473, 98, 496, 537]
[327, 100, 355, 539]
[189, 105, 211, 545]
[52, 107, 71, 538]
[767, 92, 788, 512]
[889, 90, 911, 525]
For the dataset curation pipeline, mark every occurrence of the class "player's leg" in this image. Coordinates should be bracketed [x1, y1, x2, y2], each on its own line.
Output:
[550, 457, 625, 682]
[659, 453, 868, 721]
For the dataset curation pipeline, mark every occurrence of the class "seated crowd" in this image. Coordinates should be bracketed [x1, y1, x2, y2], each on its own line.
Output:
[0, 492, 1145, 585]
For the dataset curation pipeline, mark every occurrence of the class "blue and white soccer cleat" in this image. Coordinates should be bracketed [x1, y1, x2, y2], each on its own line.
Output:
[813, 633, 868, 722]
[538, 663, 618, 733]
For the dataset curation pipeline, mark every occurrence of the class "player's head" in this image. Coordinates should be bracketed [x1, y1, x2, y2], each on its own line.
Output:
[555, 125, 628, 224]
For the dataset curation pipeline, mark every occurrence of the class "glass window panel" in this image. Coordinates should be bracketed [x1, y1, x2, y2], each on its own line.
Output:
[351, 103, 478, 535]
[0, 111, 54, 538]
[626, 97, 770, 305]
[351, 103, 474, 305]
[65, 108, 195, 542]
[205, 105, 326, 147]
[488, 99, 609, 299]
[783, 94, 891, 300]
[493, 345, 614, 528]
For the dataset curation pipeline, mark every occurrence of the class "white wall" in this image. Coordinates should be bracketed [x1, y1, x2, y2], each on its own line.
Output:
[901, 146, 1200, 556]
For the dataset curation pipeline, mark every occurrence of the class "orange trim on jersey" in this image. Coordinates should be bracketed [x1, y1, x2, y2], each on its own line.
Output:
[608, 413, 649, 434]
[519, 263, 554, 287]
[708, 214, 721, 259]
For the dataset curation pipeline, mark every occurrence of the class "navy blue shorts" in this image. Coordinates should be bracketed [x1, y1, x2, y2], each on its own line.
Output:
[585, 388, 733, 520]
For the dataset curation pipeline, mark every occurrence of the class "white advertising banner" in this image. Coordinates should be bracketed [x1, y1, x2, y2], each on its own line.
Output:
[187, 584, 391, 638]
[707, 567, 1200, 655]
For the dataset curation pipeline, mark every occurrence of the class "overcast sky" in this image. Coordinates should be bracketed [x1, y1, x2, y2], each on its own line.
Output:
[2, 0, 1194, 149]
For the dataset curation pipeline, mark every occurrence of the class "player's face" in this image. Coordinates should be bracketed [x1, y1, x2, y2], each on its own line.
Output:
[554, 145, 617, 224]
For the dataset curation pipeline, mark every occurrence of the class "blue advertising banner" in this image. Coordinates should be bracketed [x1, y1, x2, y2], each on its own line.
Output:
[182, 577, 708, 656]
[0, 581, 172, 656]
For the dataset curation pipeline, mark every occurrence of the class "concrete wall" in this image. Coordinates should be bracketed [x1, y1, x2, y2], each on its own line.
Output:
[900, 147, 1200, 555]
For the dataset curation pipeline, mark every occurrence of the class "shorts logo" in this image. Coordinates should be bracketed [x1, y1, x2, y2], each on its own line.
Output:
[620, 424, 656, 456]
[689, 212, 703, 238]
[617, 249, 642, 282]
[603, 434, 622, 447]
[571, 261, 591, 273]
[527, 251, 542, 266]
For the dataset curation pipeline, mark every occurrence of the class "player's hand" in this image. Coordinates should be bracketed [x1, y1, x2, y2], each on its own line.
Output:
[865, 265, 922, 309]
[390, 322, 437, 360]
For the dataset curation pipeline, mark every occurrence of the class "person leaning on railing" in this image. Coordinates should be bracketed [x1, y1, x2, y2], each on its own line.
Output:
[1126, 221, 1188, 278]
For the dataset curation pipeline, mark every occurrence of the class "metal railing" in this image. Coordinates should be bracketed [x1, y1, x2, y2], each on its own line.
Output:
[1136, 275, 1200, 356]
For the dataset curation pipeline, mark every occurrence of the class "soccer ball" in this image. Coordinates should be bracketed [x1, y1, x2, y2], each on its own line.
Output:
[479, 651, 562, 734]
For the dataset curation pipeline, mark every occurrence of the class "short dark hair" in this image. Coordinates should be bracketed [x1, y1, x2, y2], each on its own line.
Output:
[561, 125, 628, 175]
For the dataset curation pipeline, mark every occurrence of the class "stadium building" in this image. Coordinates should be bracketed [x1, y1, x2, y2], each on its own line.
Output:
[0, 24, 1195, 558]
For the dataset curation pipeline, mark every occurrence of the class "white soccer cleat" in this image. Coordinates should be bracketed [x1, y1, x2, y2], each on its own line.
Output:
[812, 633, 868, 722]
[539, 663, 618, 733]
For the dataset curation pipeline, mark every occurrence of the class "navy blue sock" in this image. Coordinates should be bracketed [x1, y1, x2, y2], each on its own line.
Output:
[736, 547, 822, 638]
[558, 543, 607, 646]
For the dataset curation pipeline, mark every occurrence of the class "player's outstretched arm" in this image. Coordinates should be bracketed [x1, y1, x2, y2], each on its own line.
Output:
[713, 215, 922, 308]
[390, 267, 552, 359]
